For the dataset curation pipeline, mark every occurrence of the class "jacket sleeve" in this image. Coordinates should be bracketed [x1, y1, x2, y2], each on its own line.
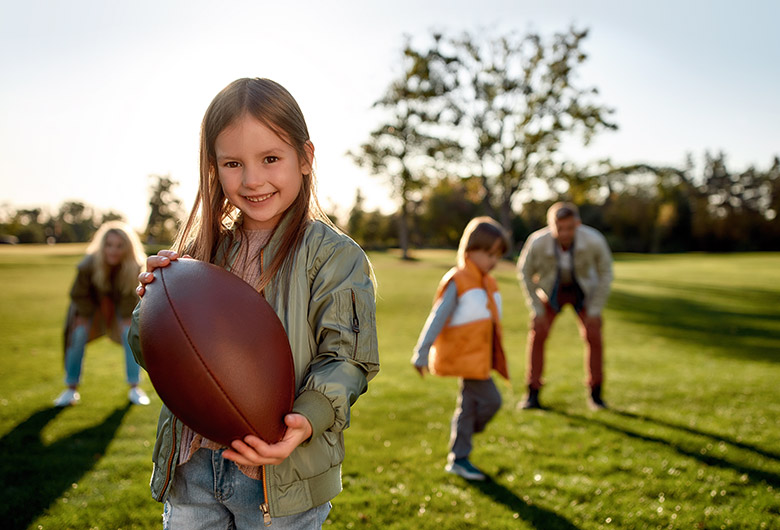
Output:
[70, 258, 96, 318]
[127, 301, 145, 368]
[291, 239, 379, 442]
[411, 281, 457, 367]
[517, 236, 545, 318]
[118, 282, 141, 319]
[584, 233, 613, 317]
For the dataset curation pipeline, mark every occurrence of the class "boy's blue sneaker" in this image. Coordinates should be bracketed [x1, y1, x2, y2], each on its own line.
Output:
[445, 458, 487, 481]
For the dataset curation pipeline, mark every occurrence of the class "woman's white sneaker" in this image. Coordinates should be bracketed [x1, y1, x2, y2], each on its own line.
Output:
[54, 388, 80, 407]
[129, 387, 151, 405]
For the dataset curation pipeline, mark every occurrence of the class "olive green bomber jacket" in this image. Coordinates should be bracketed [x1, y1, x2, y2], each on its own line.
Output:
[127, 220, 380, 517]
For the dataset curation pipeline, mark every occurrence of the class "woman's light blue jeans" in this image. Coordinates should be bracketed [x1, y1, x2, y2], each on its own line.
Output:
[163, 448, 331, 529]
[64, 323, 141, 386]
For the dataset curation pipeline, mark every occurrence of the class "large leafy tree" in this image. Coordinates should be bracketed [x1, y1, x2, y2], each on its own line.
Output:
[349, 36, 458, 259]
[432, 27, 618, 232]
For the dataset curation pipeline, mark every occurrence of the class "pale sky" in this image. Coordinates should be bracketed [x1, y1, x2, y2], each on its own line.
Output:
[1, 0, 778, 230]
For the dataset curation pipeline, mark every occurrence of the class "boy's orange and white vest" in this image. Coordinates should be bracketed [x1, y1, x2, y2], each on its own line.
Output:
[429, 259, 510, 380]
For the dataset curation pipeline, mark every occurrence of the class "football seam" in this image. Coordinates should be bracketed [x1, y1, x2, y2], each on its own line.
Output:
[160, 267, 260, 440]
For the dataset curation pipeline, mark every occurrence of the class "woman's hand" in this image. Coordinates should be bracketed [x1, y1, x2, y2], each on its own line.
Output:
[136, 250, 190, 297]
[222, 414, 314, 466]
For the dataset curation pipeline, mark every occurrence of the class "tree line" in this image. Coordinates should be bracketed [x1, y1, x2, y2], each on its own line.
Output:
[348, 28, 779, 255]
[347, 152, 780, 254]
[0, 175, 183, 246]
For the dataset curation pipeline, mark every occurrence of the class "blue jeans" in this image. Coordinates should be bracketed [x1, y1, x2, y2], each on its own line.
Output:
[164, 448, 331, 529]
[64, 323, 141, 386]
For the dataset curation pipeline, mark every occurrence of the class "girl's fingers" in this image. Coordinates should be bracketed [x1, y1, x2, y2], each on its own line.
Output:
[145, 255, 172, 274]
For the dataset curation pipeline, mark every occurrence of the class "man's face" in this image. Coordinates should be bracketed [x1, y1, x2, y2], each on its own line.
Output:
[552, 216, 580, 248]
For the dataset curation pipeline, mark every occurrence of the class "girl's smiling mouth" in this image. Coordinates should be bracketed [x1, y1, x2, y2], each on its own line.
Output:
[244, 192, 276, 203]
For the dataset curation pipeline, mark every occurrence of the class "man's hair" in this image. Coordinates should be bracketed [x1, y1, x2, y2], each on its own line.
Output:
[547, 202, 580, 226]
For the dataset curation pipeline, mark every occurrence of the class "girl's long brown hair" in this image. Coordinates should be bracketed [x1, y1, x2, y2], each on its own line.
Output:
[175, 78, 334, 295]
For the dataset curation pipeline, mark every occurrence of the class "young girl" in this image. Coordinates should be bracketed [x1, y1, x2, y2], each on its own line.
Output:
[411, 217, 510, 481]
[128, 78, 379, 529]
[55, 221, 150, 407]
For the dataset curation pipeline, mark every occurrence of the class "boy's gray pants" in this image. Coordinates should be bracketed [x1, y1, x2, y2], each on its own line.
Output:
[449, 377, 502, 461]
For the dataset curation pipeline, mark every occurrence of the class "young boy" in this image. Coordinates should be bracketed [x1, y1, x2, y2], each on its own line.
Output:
[412, 217, 510, 481]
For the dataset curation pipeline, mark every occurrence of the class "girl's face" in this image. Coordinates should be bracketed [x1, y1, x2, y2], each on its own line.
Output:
[467, 239, 504, 274]
[215, 113, 312, 231]
[103, 232, 127, 266]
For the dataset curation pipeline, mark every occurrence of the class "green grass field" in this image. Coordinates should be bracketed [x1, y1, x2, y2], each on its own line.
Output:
[1, 245, 778, 529]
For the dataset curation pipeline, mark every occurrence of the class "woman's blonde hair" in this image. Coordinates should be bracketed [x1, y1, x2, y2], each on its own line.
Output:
[456, 216, 510, 268]
[175, 78, 334, 294]
[87, 221, 146, 295]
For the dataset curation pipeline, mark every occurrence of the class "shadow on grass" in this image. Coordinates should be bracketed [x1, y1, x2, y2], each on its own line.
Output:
[466, 477, 582, 529]
[608, 283, 780, 363]
[609, 408, 780, 461]
[547, 406, 780, 489]
[0, 404, 131, 530]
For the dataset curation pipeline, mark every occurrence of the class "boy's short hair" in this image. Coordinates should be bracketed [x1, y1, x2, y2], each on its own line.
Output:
[457, 217, 511, 267]
[547, 202, 580, 226]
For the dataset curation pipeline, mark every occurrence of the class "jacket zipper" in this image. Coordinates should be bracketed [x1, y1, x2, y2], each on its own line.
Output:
[350, 289, 360, 356]
[159, 417, 178, 501]
[260, 465, 271, 525]
[258, 248, 271, 525]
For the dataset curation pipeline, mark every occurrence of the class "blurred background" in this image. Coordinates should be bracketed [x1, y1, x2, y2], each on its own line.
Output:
[1, 0, 778, 252]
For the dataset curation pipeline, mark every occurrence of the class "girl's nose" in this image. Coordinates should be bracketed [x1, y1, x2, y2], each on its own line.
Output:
[242, 165, 265, 188]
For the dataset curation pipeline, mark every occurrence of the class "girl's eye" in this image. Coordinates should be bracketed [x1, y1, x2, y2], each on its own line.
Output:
[224, 161, 241, 168]
[264, 156, 279, 164]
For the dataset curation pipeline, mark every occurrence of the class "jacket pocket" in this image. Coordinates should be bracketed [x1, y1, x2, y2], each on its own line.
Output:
[327, 287, 378, 367]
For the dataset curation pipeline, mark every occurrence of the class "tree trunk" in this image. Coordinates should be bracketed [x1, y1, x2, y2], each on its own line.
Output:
[498, 196, 515, 250]
[479, 175, 498, 219]
[397, 196, 410, 260]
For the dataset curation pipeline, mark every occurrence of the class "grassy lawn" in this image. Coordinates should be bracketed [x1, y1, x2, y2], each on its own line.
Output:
[1, 246, 778, 529]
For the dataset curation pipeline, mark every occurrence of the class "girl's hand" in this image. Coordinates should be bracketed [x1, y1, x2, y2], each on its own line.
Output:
[222, 414, 313, 466]
[136, 250, 190, 297]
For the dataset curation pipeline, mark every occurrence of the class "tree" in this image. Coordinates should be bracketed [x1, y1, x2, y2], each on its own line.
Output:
[417, 28, 617, 234]
[54, 201, 97, 243]
[145, 174, 183, 245]
[349, 35, 460, 259]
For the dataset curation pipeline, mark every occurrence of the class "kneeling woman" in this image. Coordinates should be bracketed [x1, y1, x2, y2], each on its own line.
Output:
[55, 221, 150, 407]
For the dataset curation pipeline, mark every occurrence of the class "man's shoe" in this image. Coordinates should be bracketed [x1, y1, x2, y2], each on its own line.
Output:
[54, 388, 80, 407]
[520, 387, 542, 410]
[445, 458, 487, 481]
[588, 384, 607, 410]
[129, 387, 151, 406]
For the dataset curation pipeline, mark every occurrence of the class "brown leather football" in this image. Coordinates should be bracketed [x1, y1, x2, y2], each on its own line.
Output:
[138, 258, 294, 446]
